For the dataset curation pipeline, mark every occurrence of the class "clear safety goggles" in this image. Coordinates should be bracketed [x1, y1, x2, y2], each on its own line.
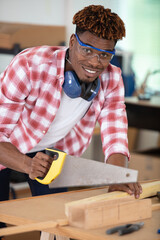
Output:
[75, 34, 115, 63]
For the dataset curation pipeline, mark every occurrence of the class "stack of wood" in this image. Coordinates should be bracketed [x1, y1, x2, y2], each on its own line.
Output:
[65, 180, 160, 229]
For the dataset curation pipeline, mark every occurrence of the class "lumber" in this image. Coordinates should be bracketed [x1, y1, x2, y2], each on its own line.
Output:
[66, 197, 151, 229]
[65, 180, 160, 229]
[0, 219, 68, 237]
[0, 181, 159, 236]
[40, 233, 70, 240]
[139, 180, 160, 199]
[40, 232, 55, 240]
[65, 180, 160, 209]
[0, 184, 159, 240]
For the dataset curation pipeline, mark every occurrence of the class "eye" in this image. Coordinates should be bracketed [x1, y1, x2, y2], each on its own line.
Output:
[82, 47, 92, 54]
[100, 52, 111, 59]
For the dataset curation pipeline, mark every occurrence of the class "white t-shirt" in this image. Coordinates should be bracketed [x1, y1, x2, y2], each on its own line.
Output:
[29, 91, 92, 153]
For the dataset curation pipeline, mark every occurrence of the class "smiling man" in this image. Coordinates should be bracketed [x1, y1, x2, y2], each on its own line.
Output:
[0, 5, 142, 203]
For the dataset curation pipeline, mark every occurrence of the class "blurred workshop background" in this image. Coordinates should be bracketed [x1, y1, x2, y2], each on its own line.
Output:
[0, 0, 160, 191]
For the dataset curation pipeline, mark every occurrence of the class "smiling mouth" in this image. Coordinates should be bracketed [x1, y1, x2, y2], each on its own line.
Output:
[83, 67, 97, 75]
[85, 68, 96, 74]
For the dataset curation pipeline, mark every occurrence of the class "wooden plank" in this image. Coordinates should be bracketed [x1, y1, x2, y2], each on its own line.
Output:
[65, 181, 160, 229]
[40, 232, 70, 240]
[66, 197, 152, 229]
[139, 180, 160, 199]
[40, 232, 55, 240]
[56, 236, 70, 240]
[65, 180, 160, 210]
[3, 198, 153, 235]
[0, 181, 159, 240]
[0, 219, 68, 236]
[0, 221, 57, 236]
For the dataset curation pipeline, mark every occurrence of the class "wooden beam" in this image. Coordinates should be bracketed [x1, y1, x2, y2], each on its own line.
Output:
[0, 219, 68, 237]
[0, 181, 159, 235]
[65, 181, 160, 229]
[40, 232, 70, 240]
[65, 180, 160, 209]
[66, 197, 151, 229]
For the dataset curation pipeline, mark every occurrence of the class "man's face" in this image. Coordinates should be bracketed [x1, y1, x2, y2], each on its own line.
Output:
[68, 31, 115, 83]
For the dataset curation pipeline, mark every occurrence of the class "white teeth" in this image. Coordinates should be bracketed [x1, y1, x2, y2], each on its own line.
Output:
[84, 68, 96, 74]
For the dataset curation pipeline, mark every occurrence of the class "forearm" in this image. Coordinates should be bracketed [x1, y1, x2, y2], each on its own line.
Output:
[107, 153, 128, 168]
[0, 142, 31, 174]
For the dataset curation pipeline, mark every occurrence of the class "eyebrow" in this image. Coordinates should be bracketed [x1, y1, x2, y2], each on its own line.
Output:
[75, 34, 115, 55]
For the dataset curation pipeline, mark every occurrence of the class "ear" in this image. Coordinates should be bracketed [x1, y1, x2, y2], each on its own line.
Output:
[69, 34, 76, 48]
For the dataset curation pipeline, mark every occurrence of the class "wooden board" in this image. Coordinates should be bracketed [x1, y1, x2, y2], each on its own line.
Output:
[65, 181, 160, 229]
[0, 182, 159, 240]
[66, 198, 152, 229]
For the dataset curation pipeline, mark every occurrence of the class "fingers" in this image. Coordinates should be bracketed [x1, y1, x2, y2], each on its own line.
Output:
[128, 182, 143, 198]
[108, 184, 133, 195]
[108, 182, 143, 199]
[29, 152, 54, 179]
[133, 182, 143, 198]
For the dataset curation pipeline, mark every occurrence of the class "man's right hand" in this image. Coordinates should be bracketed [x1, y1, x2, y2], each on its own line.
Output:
[0, 142, 56, 180]
[28, 152, 55, 180]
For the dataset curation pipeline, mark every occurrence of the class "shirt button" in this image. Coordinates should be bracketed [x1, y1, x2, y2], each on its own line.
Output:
[42, 130, 46, 134]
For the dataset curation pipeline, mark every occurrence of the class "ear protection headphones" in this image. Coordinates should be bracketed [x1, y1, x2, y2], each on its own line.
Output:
[63, 71, 100, 101]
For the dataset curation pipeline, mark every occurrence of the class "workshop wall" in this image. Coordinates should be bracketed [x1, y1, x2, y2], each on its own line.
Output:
[0, 0, 124, 72]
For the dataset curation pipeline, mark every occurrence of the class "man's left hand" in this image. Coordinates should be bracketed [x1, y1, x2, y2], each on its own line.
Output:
[107, 153, 142, 198]
[108, 182, 143, 199]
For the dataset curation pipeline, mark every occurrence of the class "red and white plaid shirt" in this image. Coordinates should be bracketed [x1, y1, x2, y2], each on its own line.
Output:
[0, 46, 129, 170]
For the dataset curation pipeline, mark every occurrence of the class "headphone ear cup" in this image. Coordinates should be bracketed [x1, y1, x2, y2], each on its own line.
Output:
[63, 71, 81, 98]
[63, 71, 100, 101]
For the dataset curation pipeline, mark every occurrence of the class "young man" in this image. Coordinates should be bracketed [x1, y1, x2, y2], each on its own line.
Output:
[0, 5, 142, 198]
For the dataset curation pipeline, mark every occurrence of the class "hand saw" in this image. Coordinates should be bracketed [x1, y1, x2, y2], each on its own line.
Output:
[35, 148, 138, 187]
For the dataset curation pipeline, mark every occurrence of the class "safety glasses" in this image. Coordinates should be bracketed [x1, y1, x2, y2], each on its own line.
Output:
[75, 34, 115, 63]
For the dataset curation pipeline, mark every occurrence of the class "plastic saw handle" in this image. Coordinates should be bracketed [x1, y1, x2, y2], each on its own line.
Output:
[35, 148, 67, 185]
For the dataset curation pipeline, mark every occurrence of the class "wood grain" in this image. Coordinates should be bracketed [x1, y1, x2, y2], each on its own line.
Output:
[65, 181, 160, 229]
[0, 181, 159, 240]
[0, 219, 68, 236]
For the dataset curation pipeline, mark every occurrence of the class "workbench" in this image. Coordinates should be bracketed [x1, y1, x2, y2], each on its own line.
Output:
[0, 187, 159, 240]
[125, 96, 160, 132]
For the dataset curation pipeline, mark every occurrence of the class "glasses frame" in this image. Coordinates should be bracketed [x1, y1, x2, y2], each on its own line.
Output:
[75, 33, 116, 55]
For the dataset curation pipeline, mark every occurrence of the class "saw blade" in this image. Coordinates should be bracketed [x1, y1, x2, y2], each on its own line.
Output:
[49, 155, 138, 188]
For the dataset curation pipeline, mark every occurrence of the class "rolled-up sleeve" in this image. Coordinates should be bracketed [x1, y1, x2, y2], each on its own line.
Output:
[98, 67, 130, 162]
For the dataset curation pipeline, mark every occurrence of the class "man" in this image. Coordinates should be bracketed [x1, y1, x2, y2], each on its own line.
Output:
[0, 5, 142, 199]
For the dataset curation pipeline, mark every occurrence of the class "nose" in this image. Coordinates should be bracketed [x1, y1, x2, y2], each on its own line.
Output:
[88, 54, 101, 66]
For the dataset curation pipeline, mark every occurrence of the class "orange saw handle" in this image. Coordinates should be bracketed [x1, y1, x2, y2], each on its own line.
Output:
[35, 148, 67, 185]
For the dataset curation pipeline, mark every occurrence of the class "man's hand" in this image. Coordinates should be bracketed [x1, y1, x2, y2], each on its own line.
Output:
[107, 153, 143, 198]
[0, 143, 56, 180]
[108, 182, 143, 199]
[28, 152, 55, 180]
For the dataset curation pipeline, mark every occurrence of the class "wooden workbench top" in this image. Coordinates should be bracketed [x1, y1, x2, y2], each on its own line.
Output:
[0, 187, 159, 240]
